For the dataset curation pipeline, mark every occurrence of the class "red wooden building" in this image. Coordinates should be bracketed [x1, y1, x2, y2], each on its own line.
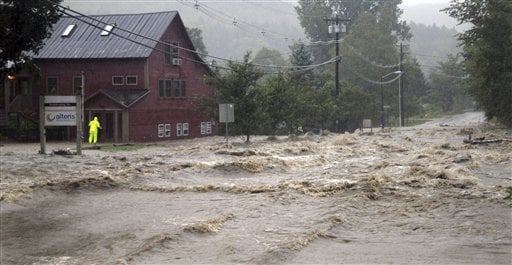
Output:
[2, 11, 215, 142]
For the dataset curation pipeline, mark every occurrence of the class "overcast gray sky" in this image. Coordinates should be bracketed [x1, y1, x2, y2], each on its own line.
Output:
[401, 0, 451, 6]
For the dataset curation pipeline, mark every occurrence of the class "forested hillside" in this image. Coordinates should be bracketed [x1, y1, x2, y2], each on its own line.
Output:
[408, 22, 461, 75]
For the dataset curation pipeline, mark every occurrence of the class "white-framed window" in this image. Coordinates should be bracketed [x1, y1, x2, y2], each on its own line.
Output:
[206, 122, 212, 134]
[158, 124, 165, 138]
[126, 75, 137, 85]
[201, 122, 206, 135]
[176, 123, 183, 137]
[165, 124, 171, 137]
[183, 123, 189, 136]
[201, 122, 212, 135]
[112, 76, 124, 85]
[158, 124, 171, 138]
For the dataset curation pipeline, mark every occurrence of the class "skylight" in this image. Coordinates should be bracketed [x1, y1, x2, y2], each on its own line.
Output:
[61, 24, 76, 37]
[100, 24, 115, 36]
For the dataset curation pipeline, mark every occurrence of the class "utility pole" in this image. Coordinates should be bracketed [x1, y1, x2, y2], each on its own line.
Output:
[398, 42, 404, 127]
[324, 12, 350, 132]
[324, 12, 350, 97]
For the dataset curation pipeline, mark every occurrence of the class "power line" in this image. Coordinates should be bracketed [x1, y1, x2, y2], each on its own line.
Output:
[341, 61, 403, 86]
[344, 44, 402, 69]
[56, 5, 336, 73]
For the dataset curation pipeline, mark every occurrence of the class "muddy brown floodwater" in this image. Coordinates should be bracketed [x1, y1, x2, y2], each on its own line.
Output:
[1, 112, 511, 264]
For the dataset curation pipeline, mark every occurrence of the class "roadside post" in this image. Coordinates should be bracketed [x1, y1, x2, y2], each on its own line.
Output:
[40, 95, 82, 155]
[219, 103, 234, 145]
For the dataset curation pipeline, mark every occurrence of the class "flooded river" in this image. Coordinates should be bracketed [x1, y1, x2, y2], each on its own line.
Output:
[1, 112, 511, 264]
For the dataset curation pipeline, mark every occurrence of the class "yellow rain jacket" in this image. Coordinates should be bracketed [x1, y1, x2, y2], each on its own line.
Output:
[88, 117, 102, 133]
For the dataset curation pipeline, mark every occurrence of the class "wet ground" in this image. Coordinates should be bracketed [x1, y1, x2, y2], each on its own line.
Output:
[1, 112, 511, 264]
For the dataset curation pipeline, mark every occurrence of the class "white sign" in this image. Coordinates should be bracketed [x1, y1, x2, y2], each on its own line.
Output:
[362, 119, 372, 128]
[45, 111, 77, 126]
[219, 103, 234, 123]
[44, 96, 77, 126]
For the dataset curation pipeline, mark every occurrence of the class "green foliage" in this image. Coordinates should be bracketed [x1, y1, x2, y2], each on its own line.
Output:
[334, 4, 425, 126]
[289, 42, 320, 89]
[444, 0, 512, 127]
[427, 54, 472, 113]
[0, 0, 63, 74]
[259, 72, 310, 134]
[295, 0, 408, 62]
[337, 85, 379, 132]
[205, 52, 264, 142]
[252, 47, 286, 75]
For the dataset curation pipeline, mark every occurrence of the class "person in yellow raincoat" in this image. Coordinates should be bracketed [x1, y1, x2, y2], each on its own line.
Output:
[88, 116, 102, 144]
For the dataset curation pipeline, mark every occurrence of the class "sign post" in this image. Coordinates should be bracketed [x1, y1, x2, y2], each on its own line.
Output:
[219, 103, 234, 145]
[76, 93, 82, 155]
[39, 96, 46, 154]
[40, 96, 80, 154]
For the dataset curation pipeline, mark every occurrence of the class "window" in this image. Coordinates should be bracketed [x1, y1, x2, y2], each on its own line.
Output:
[101, 24, 115, 36]
[158, 79, 186, 98]
[126, 76, 137, 85]
[176, 123, 189, 137]
[158, 124, 171, 138]
[206, 122, 212, 134]
[164, 41, 180, 65]
[165, 124, 171, 137]
[176, 123, 183, 137]
[171, 41, 180, 59]
[47, 77, 58, 95]
[158, 80, 172, 97]
[201, 122, 212, 135]
[173, 80, 186, 97]
[112, 76, 124, 85]
[201, 122, 206, 135]
[158, 124, 165, 138]
[73, 76, 83, 95]
[62, 24, 76, 37]
[164, 41, 171, 64]
[183, 123, 189, 136]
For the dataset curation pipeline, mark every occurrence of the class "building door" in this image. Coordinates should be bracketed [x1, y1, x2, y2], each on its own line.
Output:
[89, 111, 119, 143]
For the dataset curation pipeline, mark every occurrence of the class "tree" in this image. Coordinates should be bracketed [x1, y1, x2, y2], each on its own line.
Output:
[252, 47, 286, 75]
[444, 0, 512, 127]
[260, 72, 310, 135]
[295, 0, 408, 63]
[289, 41, 316, 85]
[0, 0, 62, 75]
[205, 52, 264, 142]
[427, 54, 471, 113]
[186, 27, 208, 57]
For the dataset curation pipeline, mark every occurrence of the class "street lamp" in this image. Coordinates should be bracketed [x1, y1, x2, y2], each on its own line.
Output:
[381, 71, 402, 129]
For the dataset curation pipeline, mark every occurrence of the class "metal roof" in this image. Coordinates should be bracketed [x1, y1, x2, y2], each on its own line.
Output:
[35, 11, 178, 59]
[101, 89, 150, 108]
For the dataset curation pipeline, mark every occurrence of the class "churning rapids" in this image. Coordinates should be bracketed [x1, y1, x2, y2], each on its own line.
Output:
[1, 112, 511, 264]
